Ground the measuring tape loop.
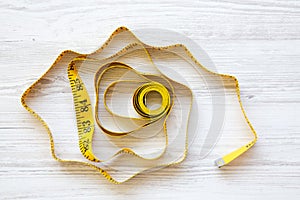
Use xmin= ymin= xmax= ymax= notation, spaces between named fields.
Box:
xmin=21 ymin=26 xmax=257 ymax=184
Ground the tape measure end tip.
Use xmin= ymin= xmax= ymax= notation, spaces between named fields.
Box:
xmin=215 ymin=158 xmax=225 ymax=168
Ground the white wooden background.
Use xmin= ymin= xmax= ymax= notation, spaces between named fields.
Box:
xmin=0 ymin=0 xmax=299 ymax=199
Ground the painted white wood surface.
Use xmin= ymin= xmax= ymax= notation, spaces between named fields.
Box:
xmin=0 ymin=0 xmax=299 ymax=199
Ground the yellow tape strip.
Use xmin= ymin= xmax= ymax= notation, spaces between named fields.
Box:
xmin=21 ymin=26 xmax=257 ymax=184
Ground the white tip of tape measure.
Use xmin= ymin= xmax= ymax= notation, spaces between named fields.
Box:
xmin=215 ymin=158 xmax=225 ymax=168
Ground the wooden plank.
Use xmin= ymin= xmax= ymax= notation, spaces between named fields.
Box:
xmin=0 ymin=0 xmax=299 ymax=199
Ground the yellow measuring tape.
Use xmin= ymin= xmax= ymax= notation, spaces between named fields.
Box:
xmin=21 ymin=27 xmax=257 ymax=184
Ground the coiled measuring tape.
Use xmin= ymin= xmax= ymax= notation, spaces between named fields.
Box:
xmin=21 ymin=27 xmax=257 ymax=184
xmin=133 ymin=82 xmax=170 ymax=118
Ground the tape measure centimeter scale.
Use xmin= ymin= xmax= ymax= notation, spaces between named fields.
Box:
xmin=21 ymin=26 xmax=257 ymax=184
xmin=67 ymin=62 xmax=100 ymax=162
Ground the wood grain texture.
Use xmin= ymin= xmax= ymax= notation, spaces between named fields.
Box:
xmin=0 ymin=0 xmax=299 ymax=199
